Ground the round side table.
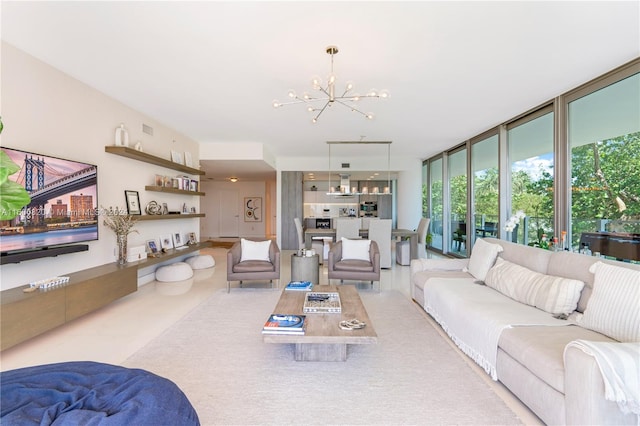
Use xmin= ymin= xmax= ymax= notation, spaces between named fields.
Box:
xmin=290 ymin=253 xmax=319 ymax=285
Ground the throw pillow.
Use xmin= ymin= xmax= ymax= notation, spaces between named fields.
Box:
xmin=341 ymin=238 xmax=371 ymax=261
xmin=464 ymin=238 xmax=504 ymax=282
xmin=485 ymin=258 xmax=585 ymax=315
xmin=578 ymin=261 xmax=640 ymax=342
xmin=240 ymin=239 xmax=271 ymax=262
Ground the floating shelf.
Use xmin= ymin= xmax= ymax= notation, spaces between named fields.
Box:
xmin=137 ymin=213 xmax=205 ymax=221
xmin=105 ymin=146 xmax=205 ymax=175
xmin=145 ymin=185 xmax=205 ymax=196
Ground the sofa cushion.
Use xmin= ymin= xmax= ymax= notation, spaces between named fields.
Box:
xmin=498 ymin=325 xmax=615 ymax=393
xmin=485 ymin=258 xmax=585 ymax=315
xmin=578 ymin=261 xmax=640 ymax=342
xmin=340 ymin=238 xmax=371 ymax=261
xmin=464 ymin=238 xmax=503 ymax=282
xmin=240 ymin=239 xmax=271 ymax=262
xmin=335 ymin=259 xmax=374 ymax=272
xmin=233 ymin=260 xmax=274 ymax=273
xmin=483 ymin=238 xmax=553 ymax=274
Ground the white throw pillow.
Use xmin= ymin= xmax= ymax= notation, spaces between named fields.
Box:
xmin=578 ymin=261 xmax=640 ymax=342
xmin=240 ymin=239 xmax=271 ymax=262
xmin=464 ymin=238 xmax=503 ymax=282
xmin=341 ymin=237 xmax=371 ymax=261
xmin=485 ymin=258 xmax=585 ymax=315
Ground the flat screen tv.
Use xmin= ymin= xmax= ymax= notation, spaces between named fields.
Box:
xmin=0 ymin=147 xmax=98 ymax=261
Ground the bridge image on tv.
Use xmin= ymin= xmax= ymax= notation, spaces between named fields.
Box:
xmin=1 ymin=148 xmax=98 ymax=253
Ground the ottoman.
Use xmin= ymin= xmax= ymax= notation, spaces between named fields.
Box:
xmin=155 ymin=262 xmax=194 ymax=282
xmin=185 ymin=254 xmax=216 ymax=269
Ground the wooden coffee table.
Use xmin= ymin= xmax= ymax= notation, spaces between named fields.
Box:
xmin=262 ymin=285 xmax=377 ymax=361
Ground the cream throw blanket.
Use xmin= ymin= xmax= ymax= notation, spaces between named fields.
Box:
xmin=565 ymin=340 xmax=640 ymax=418
xmin=423 ymin=277 xmax=571 ymax=380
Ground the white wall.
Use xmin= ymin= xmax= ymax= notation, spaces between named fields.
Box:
xmin=200 ymin=180 xmax=274 ymax=238
xmin=1 ymin=42 xmax=201 ymax=290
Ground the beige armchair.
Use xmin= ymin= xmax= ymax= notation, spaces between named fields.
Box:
xmin=226 ymin=239 xmax=280 ymax=292
xmin=327 ymin=239 xmax=380 ymax=291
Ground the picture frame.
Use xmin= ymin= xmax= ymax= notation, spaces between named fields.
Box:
xmin=124 ymin=190 xmax=142 ymax=215
xmin=187 ymin=232 xmax=197 ymax=245
xmin=189 ymin=179 xmax=198 ymax=192
xmin=173 ymin=232 xmax=183 ymax=247
xmin=244 ymin=197 xmax=262 ymax=222
xmin=145 ymin=239 xmax=159 ymax=254
xmin=160 ymin=234 xmax=174 ymax=250
xmin=184 ymin=151 xmax=193 ymax=168
xmin=170 ymin=150 xmax=183 ymax=165
xmin=154 ymin=174 xmax=164 ymax=186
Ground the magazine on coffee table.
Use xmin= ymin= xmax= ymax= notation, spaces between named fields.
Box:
xmin=285 ymin=281 xmax=313 ymax=291
xmin=262 ymin=314 xmax=306 ymax=335
xmin=303 ymin=292 xmax=342 ymax=313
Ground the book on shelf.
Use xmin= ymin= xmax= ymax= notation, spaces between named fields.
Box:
xmin=285 ymin=280 xmax=313 ymax=291
xmin=303 ymin=292 xmax=342 ymax=313
xmin=262 ymin=314 xmax=306 ymax=334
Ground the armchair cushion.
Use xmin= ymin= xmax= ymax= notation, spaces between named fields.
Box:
xmin=240 ymin=238 xmax=271 ymax=262
xmin=341 ymin=237 xmax=371 ymax=261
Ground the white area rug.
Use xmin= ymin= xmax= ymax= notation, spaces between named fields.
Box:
xmin=123 ymin=289 xmax=522 ymax=425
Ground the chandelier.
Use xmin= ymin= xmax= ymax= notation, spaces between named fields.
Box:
xmin=272 ymin=45 xmax=389 ymax=123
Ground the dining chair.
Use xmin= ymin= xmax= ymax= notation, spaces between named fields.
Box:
xmin=417 ymin=217 xmax=431 ymax=258
xmin=368 ymin=219 xmax=392 ymax=268
xmin=335 ymin=218 xmax=361 ymax=241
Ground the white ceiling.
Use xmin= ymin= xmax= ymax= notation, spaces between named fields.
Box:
xmin=3 ymin=1 xmax=639 ymax=181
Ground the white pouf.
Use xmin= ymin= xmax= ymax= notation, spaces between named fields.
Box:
xmin=155 ymin=262 xmax=194 ymax=282
xmin=185 ymin=254 xmax=216 ymax=269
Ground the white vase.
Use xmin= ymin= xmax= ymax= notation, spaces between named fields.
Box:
xmin=115 ymin=123 xmax=129 ymax=147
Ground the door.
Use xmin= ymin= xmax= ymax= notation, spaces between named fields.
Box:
xmin=220 ymin=190 xmax=239 ymax=237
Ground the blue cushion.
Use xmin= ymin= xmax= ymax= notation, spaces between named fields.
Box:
xmin=0 ymin=361 xmax=200 ymax=425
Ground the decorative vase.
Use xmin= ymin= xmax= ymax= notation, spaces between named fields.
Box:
xmin=117 ymin=234 xmax=128 ymax=265
xmin=115 ymin=123 xmax=129 ymax=147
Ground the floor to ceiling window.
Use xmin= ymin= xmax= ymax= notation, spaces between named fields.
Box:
xmin=448 ymin=147 xmax=467 ymax=255
xmin=471 ymin=134 xmax=499 ymax=244
xmin=567 ymin=72 xmax=640 ymax=253
xmin=429 ymin=157 xmax=443 ymax=251
xmin=420 ymin=58 xmax=638 ymax=261
xmin=507 ymin=108 xmax=554 ymax=246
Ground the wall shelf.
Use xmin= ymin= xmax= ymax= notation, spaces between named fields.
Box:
xmin=105 ymin=146 xmax=205 ymax=175
xmin=137 ymin=213 xmax=205 ymax=221
xmin=145 ymin=185 xmax=205 ymax=196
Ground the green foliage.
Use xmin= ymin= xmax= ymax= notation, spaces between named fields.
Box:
xmin=423 ymin=132 xmax=639 ymax=249
xmin=0 ymin=151 xmax=31 ymax=221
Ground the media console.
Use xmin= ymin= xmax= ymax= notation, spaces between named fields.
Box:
xmin=0 ymin=242 xmax=212 ymax=351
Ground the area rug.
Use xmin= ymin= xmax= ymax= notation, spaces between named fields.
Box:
xmin=123 ymin=289 xmax=523 ymax=425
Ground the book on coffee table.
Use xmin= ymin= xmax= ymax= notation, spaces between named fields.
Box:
xmin=303 ymin=292 xmax=342 ymax=313
xmin=262 ymin=314 xmax=306 ymax=335
xmin=285 ymin=281 xmax=313 ymax=291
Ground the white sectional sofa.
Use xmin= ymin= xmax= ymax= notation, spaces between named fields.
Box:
xmin=411 ymin=237 xmax=639 ymax=425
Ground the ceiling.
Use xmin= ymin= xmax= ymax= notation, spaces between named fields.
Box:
xmin=3 ymin=1 xmax=639 ymax=181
